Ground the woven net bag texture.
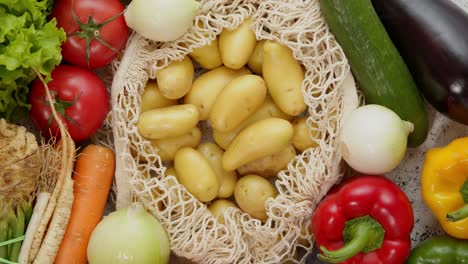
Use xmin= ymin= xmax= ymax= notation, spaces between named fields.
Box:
xmin=102 ymin=0 xmax=357 ymax=263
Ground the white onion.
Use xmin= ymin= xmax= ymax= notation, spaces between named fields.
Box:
xmin=124 ymin=0 xmax=199 ymax=42
xmin=87 ymin=203 xmax=170 ymax=264
xmin=339 ymin=104 xmax=414 ymax=174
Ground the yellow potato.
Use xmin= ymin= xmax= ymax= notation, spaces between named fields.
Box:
xmin=263 ymin=40 xmax=307 ymax=116
xmin=213 ymin=95 xmax=293 ymax=149
xmin=234 ymin=175 xmax=277 ymax=221
xmin=237 ymin=144 xmax=296 ymax=177
xmin=210 ymin=74 xmax=267 ymax=132
xmin=140 ymin=81 xmax=178 ymax=113
xmin=197 ymin=143 xmax=237 ymax=198
xmin=156 ymin=56 xmax=194 ymax=99
xmin=247 ymin=40 xmax=265 ymax=75
xmin=292 ymin=117 xmax=319 ymax=151
xmin=189 ymin=38 xmax=223 ymax=69
xmin=165 ymin=167 xmax=178 ymax=178
xmin=184 ymin=66 xmax=250 ymax=120
xmin=208 ymin=199 xmax=237 ymax=224
xmin=150 ymin=127 xmax=201 ymax=161
xmin=163 ymin=168 xmax=180 ymax=205
xmin=174 ymin=147 xmax=219 ymax=202
xmin=137 ymin=104 xmax=199 ymax=139
xmin=222 ymin=118 xmax=294 ymax=171
xmin=219 ymin=17 xmax=257 ymax=70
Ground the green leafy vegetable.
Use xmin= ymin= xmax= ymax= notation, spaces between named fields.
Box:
xmin=0 ymin=0 xmax=66 ymax=121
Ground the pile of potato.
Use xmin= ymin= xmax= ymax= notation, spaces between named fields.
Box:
xmin=137 ymin=18 xmax=318 ymax=222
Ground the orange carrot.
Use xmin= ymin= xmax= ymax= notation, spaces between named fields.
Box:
xmin=54 ymin=144 xmax=115 ymax=264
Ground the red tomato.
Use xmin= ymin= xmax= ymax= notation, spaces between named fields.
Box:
xmin=51 ymin=0 xmax=129 ymax=69
xmin=29 ymin=65 xmax=110 ymax=142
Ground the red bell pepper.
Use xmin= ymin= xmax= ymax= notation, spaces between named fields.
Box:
xmin=311 ymin=175 xmax=414 ymax=264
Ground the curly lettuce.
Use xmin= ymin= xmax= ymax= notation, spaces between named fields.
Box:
xmin=0 ymin=0 xmax=66 ymax=121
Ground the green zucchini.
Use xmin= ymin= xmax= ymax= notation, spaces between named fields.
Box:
xmin=319 ymin=0 xmax=428 ymax=147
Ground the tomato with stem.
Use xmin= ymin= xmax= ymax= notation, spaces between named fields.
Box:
xmin=29 ymin=65 xmax=110 ymax=142
xmin=51 ymin=0 xmax=129 ymax=69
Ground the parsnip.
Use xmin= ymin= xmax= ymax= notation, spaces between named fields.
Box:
xmin=25 ymin=69 xmax=76 ymax=264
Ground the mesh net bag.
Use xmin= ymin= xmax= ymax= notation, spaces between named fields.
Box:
xmin=105 ymin=0 xmax=358 ymax=263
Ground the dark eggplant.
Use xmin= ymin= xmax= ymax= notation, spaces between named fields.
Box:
xmin=372 ymin=0 xmax=468 ymax=125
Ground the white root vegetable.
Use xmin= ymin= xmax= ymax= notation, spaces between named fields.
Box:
xmin=25 ymin=69 xmax=76 ymax=263
xmin=33 ymin=178 xmax=74 ymax=264
xmin=18 ymin=192 xmax=50 ymax=264
xmin=124 ymin=0 xmax=199 ymax=42
xmin=19 ymin=139 xmax=60 ymax=264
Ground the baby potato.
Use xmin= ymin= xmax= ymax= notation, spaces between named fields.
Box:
xmin=156 ymin=56 xmax=194 ymax=99
xmin=263 ymin=40 xmax=307 ymax=116
xmin=174 ymin=147 xmax=219 ymax=202
xmin=210 ymin=74 xmax=267 ymax=132
xmin=163 ymin=168 xmax=181 ymax=204
xmin=292 ymin=117 xmax=319 ymax=152
xmin=247 ymin=40 xmax=265 ymax=75
xmin=237 ymin=144 xmax=296 ymax=177
xmin=213 ymin=95 xmax=293 ymax=149
xmin=184 ymin=66 xmax=250 ymax=120
xmin=222 ymin=118 xmax=294 ymax=171
xmin=140 ymin=81 xmax=178 ymax=113
xmin=197 ymin=143 xmax=238 ymax=198
xmin=165 ymin=167 xmax=178 ymax=178
xmin=219 ymin=17 xmax=257 ymax=70
xmin=137 ymin=104 xmax=199 ymax=139
xmin=189 ymin=38 xmax=223 ymax=69
xmin=151 ymin=127 xmax=201 ymax=161
xmin=208 ymin=199 xmax=238 ymax=224
xmin=234 ymin=175 xmax=278 ymax=221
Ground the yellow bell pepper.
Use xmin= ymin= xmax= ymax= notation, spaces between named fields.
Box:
xmin=421 ymin=137 xmax=468 ymax=239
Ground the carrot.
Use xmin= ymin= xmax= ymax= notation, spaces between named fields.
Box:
xmin=54 ymin=144 xmax=115 ymax=264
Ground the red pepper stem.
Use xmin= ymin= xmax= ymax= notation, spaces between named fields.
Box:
xmin=447 ymin=204 xmax=468 ymax=222
xmin=318 ymin=224 xmax=373 ymax=263
xmin=317 ymin=215 xmax=385 ymax=263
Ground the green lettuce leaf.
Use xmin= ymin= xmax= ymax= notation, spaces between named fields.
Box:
xmin=0 ymin=0 xmax=66 ymax=121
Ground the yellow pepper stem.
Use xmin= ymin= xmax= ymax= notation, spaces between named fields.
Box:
xmin=447 ymin=204 xmax=468 ymax=222
xmin=447 ymin=178 xmax=468 ymax=222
